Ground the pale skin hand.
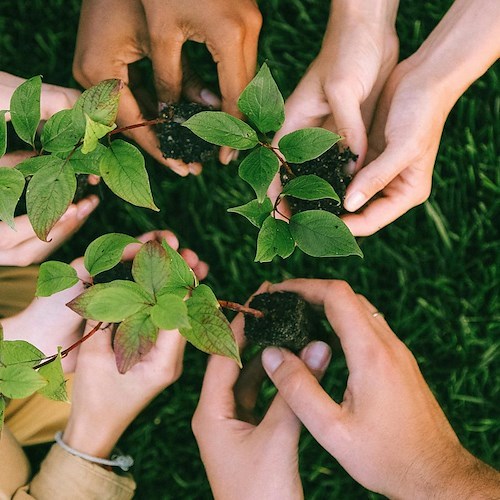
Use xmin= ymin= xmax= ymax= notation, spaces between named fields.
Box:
xmin=73 ymin=0 xmax=262 ymax=171
xmin=343 ymin=0 xmax=500 ymax=236
xmin=0 ymin=71 xmax=81 ymax=122
xmin=62 ymin=320 xmax=186 ymax=458
xmin=192 ymin=283 xmax=331 ymax=500
xmin=268 ymin=0 xmax=399 ymax=207
xmin=261 ymin=279 xmax=500 ymax=498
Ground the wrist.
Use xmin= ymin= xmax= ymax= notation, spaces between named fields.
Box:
xmin=63 ymin=417 xmax=123 ymax=459
xmin=330 ymin=0 xmax=399 ymax=28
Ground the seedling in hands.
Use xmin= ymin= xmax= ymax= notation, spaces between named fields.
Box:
xmin=35 ymin=233 xmax=248 ymax=374
xmin=0 ymin=77 xmax=159 ymax=240
xmin=182 ymin=63 xmax=363 ymax=262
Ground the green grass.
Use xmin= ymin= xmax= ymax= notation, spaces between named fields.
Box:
xmin=2 ymin=0 xmax=499 ymax=498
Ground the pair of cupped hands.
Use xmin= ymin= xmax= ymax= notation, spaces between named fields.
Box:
xmin=3 ymin=229 xmax=479 ymax=498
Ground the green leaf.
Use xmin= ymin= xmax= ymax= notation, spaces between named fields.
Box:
xmin=0 ymin=365 xmax=47 ymax=399
xmin=0 ymin=167 xmax=25 ymax=228
xmin=113 ymin=310 xmax=158 ymax=373
xmin=84 ymin=233 xmax=139 ymax=277
xmin=227 ymin=198 xmax=273 ymax=228
xmin=0 ymin=110 xmax=7 ymax=158
xmin=237 ymin=63 xmax=285 ymax=133
xmin=150 ymin=293 xmax=190 ymax=331
xmin=180 ymin=292 xmax=241 ymax=366
xmin=100 ymin=140 xmax=158 ymax=210
xmin=1 ymin=340 xmax=44 ymax=368
xmin=15 ymin=155 xmax=60 ymax=177
xmin=67 ymin=281 xmax=153 ymax=323
xmin=0 ymin=396 xmax=5 ymax=433
xmin=289 ymin=210 xmax=363 ymax=258
xmin=132 ymin=240 xmax=170 ymax=298
xmin=238 ymin=147 xmax=279 ymax=202
xmin=26 ymin=157 xmax=76 ymax=240
xmin=255 ymin=216 xmax=295 ymax=262
xmin=73 ymin=79 xmax=122 ymax=127
xmin=160 ymin=239 xmax=196 ymax=291
xmin=82 ymin=114 xmax=115 ymax=154
xmin=67 ymin=143 xmax=106 ymax=175
xmin=282 ymin=174 xmax=340 ymax=202
xmin=41 ymin=109 xmax=83 ymax=152
xmin=278 ymin=128 xmax=341 ymax=163
xmin=37 ymin=348 xmax=68 ymax=402
xmin=36 ymin=261 xmax=79 ymax=297
xmin=10 ymin=75 xmax=42 ymax=147
xmin=182 ymin=112 xmax=259 ymax=150
xmin=191 ymin=284 xmax=220 ymax=308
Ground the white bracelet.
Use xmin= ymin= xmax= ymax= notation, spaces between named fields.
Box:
xmin=54 ymin=431 xmax=134 ymax=471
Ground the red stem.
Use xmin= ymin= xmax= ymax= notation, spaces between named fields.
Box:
xmin=108 ymin=117 xmax=168 ymax=136
xmin=34 ymin=322 xmax=104 ymax=370
xmin=218 ymin=300 xmax=264 ymax=318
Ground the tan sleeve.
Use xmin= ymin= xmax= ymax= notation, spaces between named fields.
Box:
xmin=0 ymin=426 xmax=30 ymax=500
xmin=12 ymin=444 xmax=136 ymax=500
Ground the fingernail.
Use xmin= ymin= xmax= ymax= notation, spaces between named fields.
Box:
xmin=200 ymin=89 xmax=221 ymax=108
xmin=262 ymin=347 xmax=284 ymax=374
xmin=302 ymin=341 xmax=331 ymax=371
xmin=77 ymin=196 xmax=99 ymax=219
xmin=344 ymin=191 xmax=366 ymax=212
xmin=345 ymin=160 xmax=357 ymax=176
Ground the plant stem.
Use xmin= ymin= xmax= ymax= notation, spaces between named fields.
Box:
xmin=108 ymin=117 xmax=168 ymax=136
xmin=261 ymin=143 xmax=296 ymax=178
xmin=218 ymin=300 xmax=264 ymax=318
xmin=33 ymin=322 xmax=104 ymax=370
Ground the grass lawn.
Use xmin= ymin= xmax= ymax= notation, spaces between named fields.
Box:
xmin=1 ymin=0 xmax=498 ymax=498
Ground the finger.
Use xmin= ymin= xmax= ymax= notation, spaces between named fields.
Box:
xmin=181 ymin=55 xmax=221 ymax=108
xmin=154 ymin=328 xmax=187 ymax=375
xmin=122 ymin=229 xmax=179 ymax=261
xmin=179 ymin=248 xmax=199 ymax=270
xmin=343 ymin=145 xmax=408 ymax=213
xmin=233 ymin=352 xmax=267 ymax=424
xmin=80 ymin=320 xmax=114 ymax=355
xmin=262 ymin=344 xmax=340 ymax=446
xmin=341 ymin=187 xmax=422 ymax=237
xmin=326 ymin=89 xmax=368 ymax=169
xmin=0 ymin=150 xmax=35 ymax=167
xmin=192 ymin=260 xmax=209 ymax=281
xmin=198 ymin=282 xmax=271 ymax=417
xmin=117 ymin=86 xmax=190 ymax=176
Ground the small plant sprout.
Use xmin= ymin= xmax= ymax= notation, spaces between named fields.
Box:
xmin=0 ymin=77 xmax=160 ymax=240
xmin=182 ymin=63 xmax=363 ymax=262
xmin=35 ymin=233 xmax=252 ymax=374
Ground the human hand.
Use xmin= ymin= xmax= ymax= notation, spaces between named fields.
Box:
xmin=73 ymin=0 xmax=261 ymax=171
xmin=0 ymin=159 xmax=99 ymax=266
xmin=261 ymin=279 xmax=500 ymax=497
xmin=62 ymin=319 xmax=186 ymax=459
xmin=0 ymin=71 xmax=80 ymax=122
xmin=192 ymin=282 xmax=330 ymax=500
xmin=268 ymin=0 xmax=399 ymax=208
xmin=342 ymin=0 xmax=500 ymax=236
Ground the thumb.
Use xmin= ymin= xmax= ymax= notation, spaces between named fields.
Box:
xmin=262 ymin=342 xmax=340 ymax=440
xmin=343 ymin=144 xmax=406 ymax=213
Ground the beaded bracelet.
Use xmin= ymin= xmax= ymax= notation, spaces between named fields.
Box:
xmin=54 ymin=431 xmax=134 ymax=472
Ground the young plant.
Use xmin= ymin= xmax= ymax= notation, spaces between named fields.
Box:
xmin=35 ymin=233 xmax=252 ymax=374
xmin=182 ymin=63 xmax=363 ymax=262
xmin=0 ymin=323 xmax=68 ymax=432
xmin=0 ymin=77 xmax=159 ymax=240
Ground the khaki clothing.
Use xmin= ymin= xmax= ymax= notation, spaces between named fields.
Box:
xmin=0 ymin=266 xmax=136 ymax=499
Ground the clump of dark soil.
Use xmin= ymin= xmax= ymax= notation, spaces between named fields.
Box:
xmin=15 ymin=173 xmax=93 ymax=217
xmin=245 ymin=292 xmax=317 ymax=352
xmin=157 ymin=102 xmax=217 ymax=164
xmin=280 ymin=145 xmax=357 ymax=216
xmin=93 ymin=261 xmax=134 ymax=285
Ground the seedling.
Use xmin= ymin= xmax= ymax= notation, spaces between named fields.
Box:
xmin=182 ymin=63 xmax=363 ymax=262
xmin=0 ymin=77 xmax=159 ymax=241
xmin=34 ymin=233 xmax=255 ymax=374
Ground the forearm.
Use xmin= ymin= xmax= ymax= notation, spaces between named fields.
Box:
xmin=0 ymin=72 xmax=25 ymax=119
xmin=403 ymin=0 xmax=500 ymax=104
